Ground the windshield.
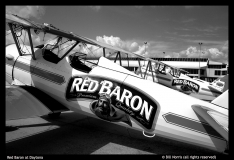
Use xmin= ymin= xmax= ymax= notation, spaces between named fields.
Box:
xmin=154 ymin=63 xmax=181 ymax=78
xmin=43 ymin=37 xmax=77 ymax=58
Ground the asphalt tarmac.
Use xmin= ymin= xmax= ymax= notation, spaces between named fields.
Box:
xmin=6 ymin=110 xmax=223 ymax=155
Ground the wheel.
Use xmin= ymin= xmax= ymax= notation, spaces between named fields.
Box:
xmin=48 ymin=112 xmax=61 ymax=118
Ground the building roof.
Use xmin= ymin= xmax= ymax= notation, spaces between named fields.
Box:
xmin=208 ymin=60 xmax=226 ymax=65
xmin=160 ymin=61 xmax=207 ymax=69
xmin=151 ymin=57 xmax=208 ymax=62
xmin=86 ymin=57 xmax=226 ymax=69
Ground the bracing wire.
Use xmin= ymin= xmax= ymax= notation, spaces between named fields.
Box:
xmin=82 ymin=42 xmax=102 ymax=58
xmin=57 ymin=40 xmax=76 ymax=56
xmin=18 ymin=29 xmax=30 ymax=54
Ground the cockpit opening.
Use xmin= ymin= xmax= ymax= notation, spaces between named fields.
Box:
xmin=68 ymin=52 xmax=95 ymax=73
xmin=42 ymin=47 xmax=61 ymax=64
xmin=41 ymin=36 xmax=77 ymax=64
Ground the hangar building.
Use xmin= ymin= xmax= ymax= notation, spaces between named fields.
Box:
xmin=87 ymin=57 xmax=228 ymax=82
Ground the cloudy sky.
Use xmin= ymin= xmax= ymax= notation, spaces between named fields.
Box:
xmin=6 ymin=6 xmax=228 ymax=64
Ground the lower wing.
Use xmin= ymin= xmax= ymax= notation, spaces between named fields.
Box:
xmin=6 ymin=85 xmax=69 ymax=121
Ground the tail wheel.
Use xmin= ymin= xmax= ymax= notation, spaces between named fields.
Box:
xmin=48 ymin=112 xmax=61 ymax=118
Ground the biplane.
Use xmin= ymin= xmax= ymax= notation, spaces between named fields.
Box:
xmin=6 ymin=13 xmax=228 ymax=154
xmin=130 ymin=57 xmax=228 ymax=102
xmin=92 ymin=43 xmax=228 ymax=102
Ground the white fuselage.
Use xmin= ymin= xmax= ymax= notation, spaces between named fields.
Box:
xmin=140 ymin=66 xmax=222 ymax=101
xmin=6 ymin=44 xmax=228 ymax=153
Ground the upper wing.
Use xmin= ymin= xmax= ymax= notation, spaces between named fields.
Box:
xmin=211 ymin=90 xmax=228 ymax=109
xmin=6 ymin=13 xmax=187 ymax=78
xmin=6 ymin=13 xmax=36 ymax=27
xmin=6 ymin=85 xmax=69 ymax=121
xmin=6 ymin=13 xmax=97 ymax=46
xmin=6 ymin=13 xmax=181 ymax=71
xmin=191 ymin=105 xmax=228 ymax=141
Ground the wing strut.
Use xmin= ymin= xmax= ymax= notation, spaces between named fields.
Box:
xmin=149 ymin=61 xmax=155 ymax=82
xmin=8 ymin=23 xmax=22 ymax=56
xmin=7 ymin=22 xmax=37 ymax=60
xmin=137 ymin=58 xmax=143 ymax=77
xmin=114 ymin=51 xmax=122 ymax=66
xmin=26 ymin=28 xmax=36 ymax=60
xmin=103 ymin=48 xmax=106 ymax=57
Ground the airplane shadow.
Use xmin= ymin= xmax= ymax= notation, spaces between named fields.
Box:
xmin=6 ymin=112 xmax=222 ymax=155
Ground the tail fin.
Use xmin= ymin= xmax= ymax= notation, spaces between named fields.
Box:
xmin=210 ymin=74 xmax=228 ymax=92
xmin=211 ymin=89 xmax=228 ymax=109
xmin=220 ymin=74 xmax=229 ymax=92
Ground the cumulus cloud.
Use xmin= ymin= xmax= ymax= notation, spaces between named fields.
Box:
xmin=169 ymin=41 xmax=228 ymax=64
xmin=96 ymin=35 xmax=140 ymax=53
xmin=164 ymin=55 xmax=172 ymax=58
xmin=95 ymin=35 xmax=173 ymax=58
xmin=97 ymin=35 xmax=122 ymax=48
xmin=130 ymin=42 xmax=138 ymax=49
xmin=92 ymin=35 xmax=157 ymax=58
xmin=6 ymin=6 xmax=45 ymax=19
xmin=208 ymin=48 xmax=223 ymax=58
xmin=178 ymin=46 xmax=199 ymax=58
xmin=94 ymin=35 xmax=227 ymax=65
xmin=134 ymin=44 xmax=148 ymax=56
xmin=172 ymin=52 xmax=180 ymax=58
xmin=221 ymin=40 xmax=228 ymax=54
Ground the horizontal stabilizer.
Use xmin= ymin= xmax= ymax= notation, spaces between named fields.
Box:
xmin=211 ymin=90 xmax=228 ymax=109
xmin=210 ymin=75 xmax=228 ymax=93
xmin=192 ymin=105 xmax=228 ymax=141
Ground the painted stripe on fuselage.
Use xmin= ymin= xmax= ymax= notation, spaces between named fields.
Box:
xmin=156 ymin=75 xmax=171 ymax=82
xmin=32 ymin=66 xmax=65 ymax=85
xmin=6 ymin=59 xmax=15 ymax=66
xmin=143 ymin=72 xmax=172 ymax=82
xmin=6 ymin=60 xmax=65 ymax=85
xmin=201 ymin=87 xmax=222 ymax=95
xmin=162 ymin=112 xmax=224 ymax=140
xmin=14 ymin=60 xmax=33 ymax=73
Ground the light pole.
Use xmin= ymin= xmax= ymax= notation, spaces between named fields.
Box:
xmin=198 ymin=42 xmax=202 ymax=79
xmin=144 ymin=41 xmax=147 ymax=66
